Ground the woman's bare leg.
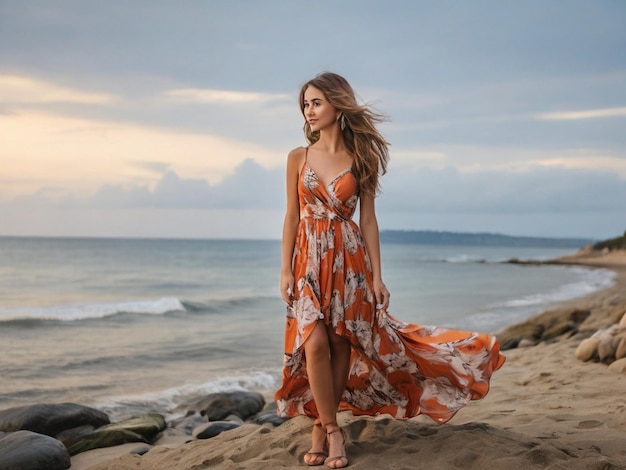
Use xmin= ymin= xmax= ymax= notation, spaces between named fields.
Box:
xmin=325 ymin=325 xmax=350 ymax=468
xmin=327 ymin=324 xmax=351 ymax=407
xmin=303 ymin=321 xmax=336 ymax=464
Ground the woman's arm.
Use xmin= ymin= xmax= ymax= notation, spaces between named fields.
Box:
xmin=280 ymin=147 xmax=304 ymax=305
xmin=359 ymin=193 xmax=390 ymax=310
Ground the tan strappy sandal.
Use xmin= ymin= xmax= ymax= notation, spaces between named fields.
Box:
xmin=324 ymin=424 xmax=348 ymax=468
xmin=304 ymin=420 xmax=328 ymax=466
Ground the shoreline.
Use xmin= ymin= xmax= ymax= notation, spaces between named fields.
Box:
xmin=67 ymin=249 xmax=626 ymax=469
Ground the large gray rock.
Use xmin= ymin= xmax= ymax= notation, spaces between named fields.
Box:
xmin=0 ymin=403 xmax=109 ymax=436
xmin=0 ymin=430 xmax=70 ymax=470
xmin=194 ymin=391 xmax=265 ymax=421
xmin=63 ymin=428 xmax=147 ymax=456
xmin=59 ymin=413 xmax=166 ymax=456
xmin=193 ymin=420 xmax=242 ymax=439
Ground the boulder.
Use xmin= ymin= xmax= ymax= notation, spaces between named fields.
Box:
xmin=615 ymin=336 xmax=626 ymax=360
xmin=251 ymin=410 xmax=290 ymax=426
xmin=596 ymin=325 xmax=619 ymax=362
xmin=97 ymin=413 xmax=165 ymax=442
xmin=63 ymin=428 xmax=147 ymax=456
xmin=0 ymin=403 xmax=109 ymax=436
xmin=517 ymin=338 xmax=537 ymax=348
xmin=497 ymin=322 xmax=544 ymax=351
xmin=0 ymin=430 xmax=71 ymax=470
xmin=193 ymin=420 xmax=242 ymax=439
xmin=171 ymin=412 xmax=207 ymax=436
xmin=607 ymin=357 xmax=626 ymax=373
xmin=193 ymin=391 xmax=265 ymax=421
xmin=575 ymin=337 xmax=600 ymax=362
xmin=59 ymin=414 xmax=166 ymax=456
xmin=541 ymin=320 xmax=575 ymax=341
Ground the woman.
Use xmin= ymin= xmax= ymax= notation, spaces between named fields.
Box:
xmin=275 ymin=72 xmax=504 ymax=468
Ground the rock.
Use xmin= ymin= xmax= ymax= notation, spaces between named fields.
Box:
xmin=619 ymin=312 xmax=626 ymax=330
xmin=194 ymin=391 xmax=265 ymax=421
xmin=171 ymin=412 xmax=206 ymax=436
xmin=575 ymin=337 xmax=600 ymax=361
xmin=0 ymin=403 xmax=109 ymax=436
xmin=251 ymin=410 xmax=290 ymax=426
xmin=59 ymin=414 xmax=166 ymax=456
xmin=98 ymin=413 xmax=166 ymax=442
xmin=499 ymin=337 xmax=520 ymax=350
xmin=615 ymin=336 xmax=626 ymax=360
xmin=517 ymin=338 xmax=537 ymax=348
xmin=542 ymin=320 xmax=575 ymax=341
xmin=497 ymin=323 xmax=544 ymax=351
xmin=596 ymin=325 xmax=619 ymax=362
xmin=55 ymin=424 xmax=96 ymax=442
xmin=130 ymin=445 xmax=152 ymax=455
xmin=0 ymin=430 xmax=71 ymax=470
xmin=607 ymin=357 xmax=626 ymax=373
xmin=192 ymin=420 xmax=242 ymax=439
xmin=598 ymin=336 xmax=617 ymax=362
xmin=63 ymin=428 xmax=147 ymax=456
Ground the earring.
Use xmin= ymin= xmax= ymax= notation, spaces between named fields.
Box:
xmin=340 ymin=113 xmax=346 ymax=131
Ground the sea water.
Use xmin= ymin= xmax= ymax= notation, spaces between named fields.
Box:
xmin=0 ymin=237 xmax=615 ymax=421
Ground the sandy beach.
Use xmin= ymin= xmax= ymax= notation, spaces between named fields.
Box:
xmin=71 ymin=249 xmax=626 ymax=470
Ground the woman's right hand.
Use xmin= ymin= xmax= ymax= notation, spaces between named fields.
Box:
xmin=280 ymin=272 xmax=295 ymax=305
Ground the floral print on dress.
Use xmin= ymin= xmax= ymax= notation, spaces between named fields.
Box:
xmin=274 ymin=154 xmax=505 ymax=423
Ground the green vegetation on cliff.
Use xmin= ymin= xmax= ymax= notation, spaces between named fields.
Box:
xmin=593 ymin=231 xmax=626 ymax=251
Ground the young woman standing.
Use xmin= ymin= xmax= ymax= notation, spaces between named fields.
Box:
xmin=276 ymin=72 xmax=504 ymax=468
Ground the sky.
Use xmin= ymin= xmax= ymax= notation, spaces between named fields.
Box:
xmin=1 ymin=0 xmax=625 ymax=240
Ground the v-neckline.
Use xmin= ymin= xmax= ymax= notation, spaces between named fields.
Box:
xmin=305 ymin=163 xmax=353 ymax=189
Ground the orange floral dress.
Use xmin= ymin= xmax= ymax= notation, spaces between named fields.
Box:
xmin=274 ymin=150 xmax=505 ymax=424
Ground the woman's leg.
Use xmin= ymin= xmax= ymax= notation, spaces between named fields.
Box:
xmin=325 ymin=325 xmax=350 ymax=468
xmin=303 ymin=321 xmax=336 ymax=465
xmin=304 ymin=320 xmax=336 ymax=423
xmin=326 ymin=325 xmax=351 ymax=407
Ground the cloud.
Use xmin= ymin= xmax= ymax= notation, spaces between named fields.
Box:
xmin=4 ymin=158 xmax=625 ymax=239
xmin=379 ymin=165 xmax=626 ymax=213
xmin=534 ymin=107 xmax=626 ymax=121
xmin=0 ymin=109 xmax=283 ymax=198
xmin=13 ymin=158 xmax=284 ymax=210
xmin=164 ymin=88 xmax=291 ymax=104
xmin=0 ymin=74 xmax=116 ymax=104
xmin=9 ymin=155 xmax=625 ymax=217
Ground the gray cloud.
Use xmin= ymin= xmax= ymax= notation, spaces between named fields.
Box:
xmin=379 ymin=166 xmax=626 ymax=214
xmin=14 ymin=158 xmax=284 ymax=210
xmin=9 ymin=158 xmax=625 ymax=215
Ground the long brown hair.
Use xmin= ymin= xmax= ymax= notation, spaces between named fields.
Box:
xmin=299 ymin=72 xmax=389 ymax=196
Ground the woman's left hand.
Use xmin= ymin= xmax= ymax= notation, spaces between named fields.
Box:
xmin=373 ymin=279 xmax=390 ymax=311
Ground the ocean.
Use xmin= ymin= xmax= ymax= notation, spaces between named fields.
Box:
xmin=0 ymin=237 xmax=615 ymax=422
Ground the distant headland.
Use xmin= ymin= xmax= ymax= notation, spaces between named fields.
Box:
xmin=379 ymin=229 xmax=595 ymax=248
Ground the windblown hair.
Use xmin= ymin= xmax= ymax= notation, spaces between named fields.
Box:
xmin=299 ymin=72 xmax=389 ymax=196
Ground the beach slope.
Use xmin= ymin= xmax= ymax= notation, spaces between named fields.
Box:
xmin=74 ymin=250 xmax=626 ymax=469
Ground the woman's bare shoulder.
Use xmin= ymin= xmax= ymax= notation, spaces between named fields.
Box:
xmin=287 ymin=146 xmax=307 ymax=159
xmin=286 ymin=146 xmax=307 ymax=168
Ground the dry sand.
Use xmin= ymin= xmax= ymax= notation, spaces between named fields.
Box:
xmin=72 ymin=250 xmax=626 ymax=470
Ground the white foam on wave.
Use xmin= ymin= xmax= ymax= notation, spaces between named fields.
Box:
xmin=97 ymin=370 xmax=279 ymax=422
xmin=459 ymin=267 xmax=616 ymax=333
xmin=443 ymin=254 xmax=486 ymax=263
xmin=0 ymin=297 xmax=186 ymax=322
xmin=499 ymin=267 xmax=616 ymax=308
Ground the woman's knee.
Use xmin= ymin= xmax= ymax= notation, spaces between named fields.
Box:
xmin=304 ymin=322 xmax=330 ymax=358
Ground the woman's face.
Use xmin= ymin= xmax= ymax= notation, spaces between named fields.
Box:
xmin=303 ymin=86 xmax=339 ymax=133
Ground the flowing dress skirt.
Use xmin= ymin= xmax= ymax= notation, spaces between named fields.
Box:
xmin=275 ymin=161 xmax=505 ymax=423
